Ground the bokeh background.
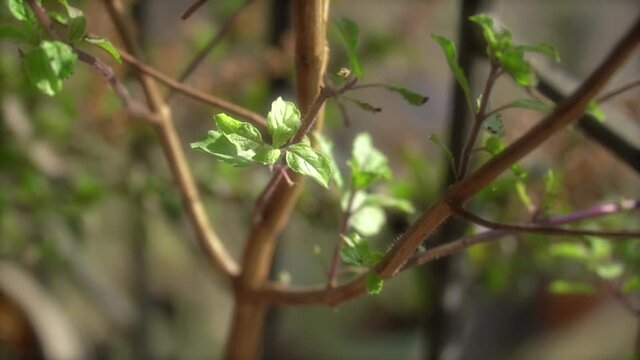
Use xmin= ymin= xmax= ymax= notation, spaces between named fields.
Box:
xmin=1 ymin=0 xmax=640 ymax=359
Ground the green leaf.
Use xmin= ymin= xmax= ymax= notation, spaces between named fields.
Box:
xmin=586 ymin=100 xmax=606 ymax=122
xmin=349 ymin=133 xmax=391 ymax=189
xmin=549 ymin=280 xmax=596 ymax=295
xmin=363 ymin=193 xmax=415 ymax=213
xmin=344 ymin=96 xmax=382 ymax=113
xmin=23 ymin=40 xmax=77 ymax=95
xmin=515 ymin=181 xmax=533 ymax=212
xmin=0 ymin=24 xmax=26 ymax=43
xmin=505 ymin=99 xmax=553 ymax=112
xmin=549 ymin=242 xmax=590 ymax=261
xmin=67 ymin=14 xmax=86 ymax=43
xmin=285 ymin=143 xmax=332 ymax=188
xmin=595 ymin=262 xmax=623 ymax=280
xmin=266 ymin=97 xmax=301 ymax=147
xmin=622 ymin=276 xmax=640 ymax=294
xmin=469 ymin=14 xmax=497 ymax=49
xmin=484 ymin=135 xmax=505 ymax=156
xmin=84 ymin=36 xmax=122 ymax=63
xmin=544 ymin=169 xmax=559 ymax=195
xmin=190 ymin=130 xmax=256 ymax=167
xmin=432 ymin=34 xmax=474 ymax=112
xmin=365 ymin=273 xmax=384 ymax=295
xmin=215 ymin=113 xmax=263 ymax=150
xmin=340 ymin=233 xmax=383 ymax=268
xmin=252 ymin=145 xmax=281 ymax=165
xmin=428 ymin=133 xmax=456 ymax=177
xmin=510 ymin=163 xmax=527 ymax=179
xmin=7 ymin=0 xmax=34 ymax=22
xmin=313 ymin=132 xmax=343 ymax=188
xmin=519 ymin=43 xmax=560 ymax=62
xmin=386 ymin=85 xmax=429 ymax=106
xmin=335 ymin=18 xmax=362 ymax=77
xmin=501 ymin=47 xmax=534 ymax=86
xmin=350 ymin=205 xmax=386 ymax=237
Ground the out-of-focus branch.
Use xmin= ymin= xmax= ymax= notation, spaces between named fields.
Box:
xmin=454 ymin=205 xmax=640 ymax=238
xmin=170 ymin=0 xmax=257 ymax=91
xmin=181 ymin=0 xmax=208 ymax=20
xmin=101 ymin=0 xmax=240 ymax=278
xmin=118 ymin=49 xmax=267 ymax=130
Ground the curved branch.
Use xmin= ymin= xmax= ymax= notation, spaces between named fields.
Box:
xmin=101 ymin=0 xmax=240 ymax=278
xmin=252 ymin=16 xmax=640 ymax=307
xmin=454 ymin=206 xmax=640 ymax=239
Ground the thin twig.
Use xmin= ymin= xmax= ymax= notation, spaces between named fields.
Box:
xmin=118 ymin=49 xmax=267 ymax=130
xmin=181 ymin=0 xmax=208 ymax=20
xmin=327 ymin=188 xmax=356 ymax=288
xmin=454 ymin=206 xmax=640 ymax=239
xmin=170 ymin=0 xmax=256 ymax=95
xmin=457 ymin=63 xmax=501 ymax=180
xmin=597 ymin=78 xmax=640 ymax=104
xmin=101 ymin=0 xmax=240 ymax=278
xmin=406 ymin=199 xmax=640 ymax=268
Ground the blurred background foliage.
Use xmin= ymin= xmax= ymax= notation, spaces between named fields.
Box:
xmin=1 ymin=0 xmax=639 ymax=359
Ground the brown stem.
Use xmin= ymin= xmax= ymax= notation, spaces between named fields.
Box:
xmin=252 ymin=16 xmax=640 ymax=307
xmin=457 ymin=63 xmax=501 ymax=180
xmin=118 ymin=49 xmax=267 ymax=130
xmin=454 ymin=206 xmax=640 ymax=238
xmin=224 ymin=1 xmax=329 ymax=359
xmin=597 ymin=77 xmax=640 ymax=104
xmin=327 ymin=188 xmax=356 ymax=288
xmin=100 ymin=0 xmax=239 ymax=278
xmin=181 ymin=0 xmax=208 ymax=20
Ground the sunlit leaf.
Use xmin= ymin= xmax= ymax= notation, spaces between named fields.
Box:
xmin=267 ymin=97 xmax=301 ymax=147
xmin=190 ymin=130 xmax=256 ymax=167
xmin=586 ymin=100 xmax=606 ymax=122
xmin=349 ymin=205 xmax=386 ymax=237
xmin=285 ymin=143 xmax=332 ymax=188
xmin=313 ymin=132 xmax=343 ymax=188
xmin=349 ymin=133 xmax=391 ymax=189
xmin=23 ymin=40 xmax=76 ymax=95
xmin=252 ymin=145 xmax=281 ymax=165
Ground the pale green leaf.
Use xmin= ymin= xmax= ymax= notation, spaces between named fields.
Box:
xmin=349 ymin=205 xmax=386 ymax=237
xmin=84 ymin=36 xmax=122 ymax=63
xmin=515 ymin=181 xmax=533 ymax=212
xmin=23 ymin=40 xmax=76 ymax=95
xmin=586 ymin=100 xmax=606 ymax=122
xmin=595 ymin=262 xmax=623 ymax=280
xmin=215 ymin=113 xmax=263 ymax=150
xmin=252 ymin=145 xmax=281 ymax=165
xmin=313 ymin=132 xmax=343 ymax=188
xmin=349 ymin=133 xmax=391 ymax=189
xmin=190 ymin=130 xmax=256 ymax=167
xmin=549 ymin=242 xmax=590 ymax=261
xmin=285 ymin=143 xmax=332 ymax=188
xmin=267 ymin=97 xmax=301 ymax=147
xmin=519 ymin=43 xmax=560 ymax=62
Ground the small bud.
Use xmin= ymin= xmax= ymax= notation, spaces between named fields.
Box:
xmin=337 ymin=68 xmax=351 ymax=78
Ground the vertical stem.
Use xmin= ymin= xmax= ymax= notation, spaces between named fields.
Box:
xmin=224 ymin=1 xmax=328 ymax=359
xmin=327 ymin=188 xmax=356 ymax=288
